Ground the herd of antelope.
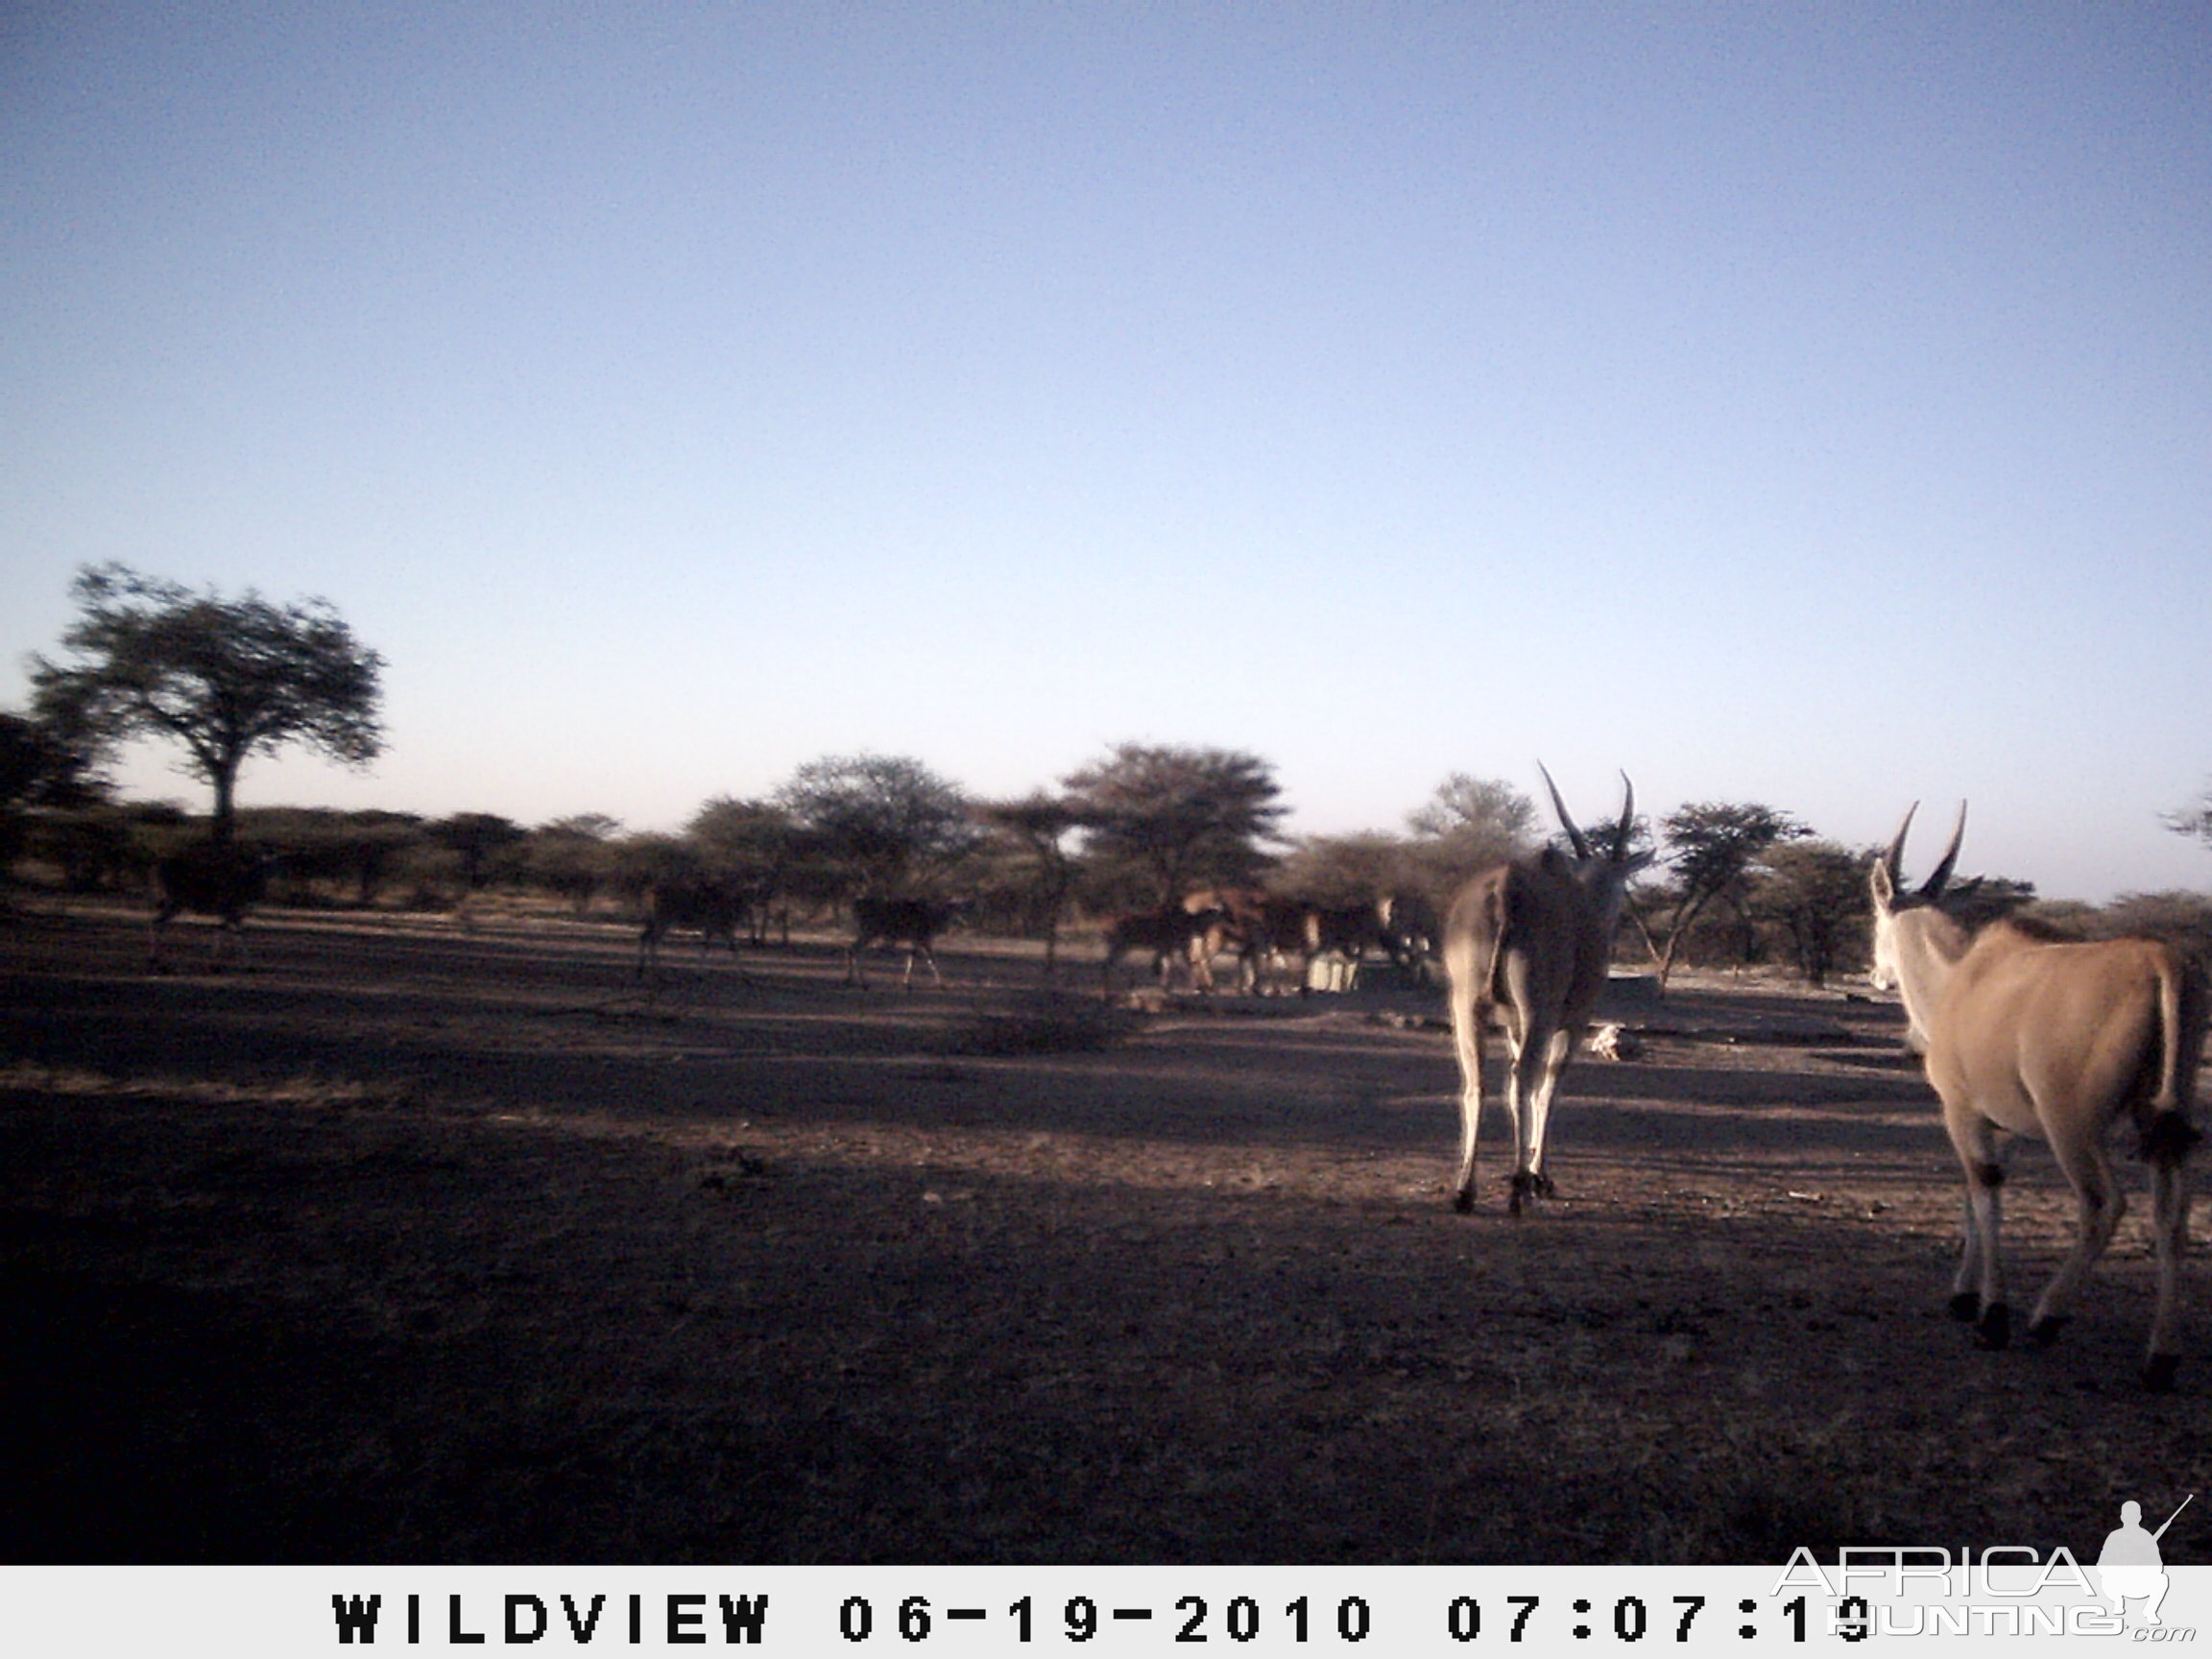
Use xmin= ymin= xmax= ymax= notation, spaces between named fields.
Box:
xmin=132 ymin=769 xmax=2207 ymax=1390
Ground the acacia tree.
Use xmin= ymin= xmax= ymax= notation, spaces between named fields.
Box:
xmin=1061 ymin=742 xmax=1286 ymax=906
xmin=1642 ymin=802 xmax=1809 ymax=986
xmin=775 ymin=754 xmax=981 ymax=896
xmin=0 ymin=708 xmax=111 ymax=883
xmin=1402 ymin=773 xmax=1538 ymax=900
xmin=685 ymin=796 xmax=823 ymax=942
xmin=1269 ymin=830 xmax=1412 ymax=906
xmin=522 ymin=813 xmax=622 ymax=914
xmin=426 ymin=812 xmax=528 ymax=892
xmin=0 ymin=709 xmax=107 ymax=812
xmin=1750 ymin=840 xmax=1871 ymax=986
xmin=1406 ymin=774 xmax=1537 ymax=849
xmin=975 ymin=791 xmax=1086 ymax=974
xmin=2164 ymin=784 xmax=2212 ymax=854
xmin=686 ymin=797 xmax=800 ymax=892
xmin=30 ymin=564 xmax=385 ymax=846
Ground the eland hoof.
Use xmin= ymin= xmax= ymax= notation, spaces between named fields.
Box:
xmin=1506 ymin=1171 xmax=1551 ymax=1218
xmin=2142 ymin=1355 xmax=2180 ymax=1394
xmin=1947 ymin=1291 xmax=1981 ymax=1323
xmin=1452 ymin=1190 xmax=1475 ymax=1214
xmin=1975 ymin=1303 xmax=2011 ymax=1351
xmin=2026 ymin=1315 xmax=2070 ymax=1349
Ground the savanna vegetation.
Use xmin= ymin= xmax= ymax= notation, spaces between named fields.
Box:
xmin=10 ymin=574 xmax=2212 ymax=983
xmin=9 ymin=568 xmax=2212 ymax=1567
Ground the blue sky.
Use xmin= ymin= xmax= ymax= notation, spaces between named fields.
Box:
xmin=4 ymin=4 xmax=2208 ymax=902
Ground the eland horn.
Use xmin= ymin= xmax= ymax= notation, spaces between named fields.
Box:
xmin=1884 ymin=803 xmax=1920 ymax=890
xmin=1537 ymin=761 xmax=1593 ymax=861
xmin=1919 ymin=802 xmax=1967 ymax=901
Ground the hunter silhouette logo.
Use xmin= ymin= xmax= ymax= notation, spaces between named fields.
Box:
xmin=2098 ymin=1494 xmax=2191 ymax=1626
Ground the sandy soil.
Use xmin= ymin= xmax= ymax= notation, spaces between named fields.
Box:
xmin=2 ymin=900 xmax=2205 ymax=1564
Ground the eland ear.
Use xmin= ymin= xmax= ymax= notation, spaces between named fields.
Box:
xmin=1870 ymin=856 xmax=1897 ymax=911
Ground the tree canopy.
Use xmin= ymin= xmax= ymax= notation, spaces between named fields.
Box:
xmin=1643 ymin=801 xmax=1810 ymax=984
xmin=974 ymin=790 xmax=1087 ymax=967
xmin=1405 ymin=773 xmax=1537 ymax=850
xmin=0 ymin=709 xmax=107 ymax=812
xmin=1751 ymin=839 xmax=1871 ymax=987
xmin=30 ymin=564 xmax=385 ymax=843
xmin=686 ymin=796 xmax=802 ymax=887
xmin=425 ymin=812 xmax=528 ymax=892
xmin=1402 ymin=772 xmax=1539 ymax=899
xmin=1061 ymin=742 xmax=1286 ymax=905
xmin=2164 ymin=784 xmax=2212 ymax=853
xmin=775 ymin=753 xmax=980 ymax=894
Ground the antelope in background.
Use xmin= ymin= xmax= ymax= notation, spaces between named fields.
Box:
xmin=1181 ymin=887 xmax=1302 ymax=994
xmin=148 ymin=841 xmax=278 ymax=972
xmin=637 ymin=878 xmax=753 ymax=981
xmin=1305 ymin=897 xmax=1399 ymax=991
xmin=1443 ymin=767 xmax=1652 ymax=1216
xmin=1178 ymin=888 xmax=1398 ymax=994
xmin=1870 ymin=803 xmax=2204 ymax=1390
xmin=845 ymin=897 xmax=965 ymax=991
xmin=1101 ymin=905 xmax=1237 ymax=997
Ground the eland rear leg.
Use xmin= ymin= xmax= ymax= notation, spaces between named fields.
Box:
xmin=2142 ymin=1153 xmax=2192 ymax=1391
xmin=1449 ymin=983 xmax=1489 ymax=1213
xmin=1943 ymin=1106 xmax=2014 ymax=1349
xmin=1947 ymin=1190 xmax=1987 ymax=1325
xmin=1507 ymin=1024 xmax=1573 ymax=1216
xmin=2023 ymin=1124 xmax=2126 ymax=1352
xmin=1501 ymin=1037 xmax=1537 ymax=1217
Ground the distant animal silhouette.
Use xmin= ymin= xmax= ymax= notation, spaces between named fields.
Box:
xmin=148 ymin=842 xmax=277 ymax=972
xmin=846 ymin=898 xmax=965 ymax=991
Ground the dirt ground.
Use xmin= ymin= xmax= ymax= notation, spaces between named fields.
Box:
xmin=2 ymin=900 xmax=2206 ymax=1565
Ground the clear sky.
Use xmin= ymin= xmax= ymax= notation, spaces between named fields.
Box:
xmin=5 ymin=3 xmax=2208 ymax=902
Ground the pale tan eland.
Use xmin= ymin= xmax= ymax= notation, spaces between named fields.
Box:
xmin=1870 ymin=803 xmax=2204 ymax=1390
xmin=1443 ymin=767 xmax=1652 ymax=1216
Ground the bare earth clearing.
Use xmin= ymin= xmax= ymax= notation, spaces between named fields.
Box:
xmin=2 ymin=902 xmax=2206 ymax=1565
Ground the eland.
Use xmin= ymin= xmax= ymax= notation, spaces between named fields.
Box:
xmin=148 ymin=842 xmax=278 ymax=972
xmin=1443 ymin=767 xmax=1651 ymax=1215
xmin=1181 ymin=887 xmax=1307 ymax=995
xmin=1102 ymin=905 xmax=1237 ymax=998
xmin=845 ymin=897 xmax=965 ymax=991
xmin=1870 ymin=803 xmax=2204 ymax=1390
xmin=1305 ymin=898 xmax=1398 ymax=992
xmin=637 ymin=878 xmax=753 ymax=981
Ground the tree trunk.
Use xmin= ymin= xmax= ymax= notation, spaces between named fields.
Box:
xmin=1651 ymin=892 xmax=1719 ymax=990
xmin=210 ymin=761 xmax=240 ymax=847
